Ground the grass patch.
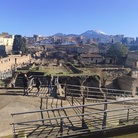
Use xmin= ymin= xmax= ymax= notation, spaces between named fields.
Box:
xmin=112 ymin=132 xmax=138 ymax=138
xmin=0 ymin=80 xmax=5 ymax=86
xmin=1 ymin=135 xmax=13 ymax=138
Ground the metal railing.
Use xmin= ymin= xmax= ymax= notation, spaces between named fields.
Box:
xmin=2 ymin=81 xmax=138 ymax=105
xmin=11 ymin=97 xmax=138 ymax=137
xmin=64 ymin=84 xmax=138 ymax=104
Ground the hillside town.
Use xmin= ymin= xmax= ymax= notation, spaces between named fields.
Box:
xmin=0 ymin=31 xmax=138 ymax=138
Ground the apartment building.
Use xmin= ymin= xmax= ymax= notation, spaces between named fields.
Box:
xmin=0 ymin=32 xmax=14 ymax=54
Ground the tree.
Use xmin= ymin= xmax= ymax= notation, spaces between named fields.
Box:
xmin=106 ymin=42 xmax=128 ymax=58
xmin=12 ymin=35 xmax=26 ymax=54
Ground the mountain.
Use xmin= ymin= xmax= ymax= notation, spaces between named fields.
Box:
xmin=66 ymin=34 xmax=79 ymax=37
xmin=53 ymin=30 xmax=108 ymax=39
xmin=80 ymin=30 xmax=107 ymax=39
xmin=53 ymin=33 xmax=78 ymax=37
xmin=94 ymin=30 xmax=106 ymax=35
xmin=53 ymin=33 xmax=66 ymax=36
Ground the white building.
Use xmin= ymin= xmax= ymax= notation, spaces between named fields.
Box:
xmin=79 ymin=53 xmax=103 ymax=64
xmin=0 ymin=35 xmax=14 ymax=46
xmin=0 ymin=33 xmax=14 ymax=54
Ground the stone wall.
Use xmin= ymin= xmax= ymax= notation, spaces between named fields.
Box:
xmin=117 ymin=75 xmax=138 ymax=96
xmin=125 ymin=51 xmax=138 ymax=68
xmin=101 ymin=68 xmax=130 ymax=89
xmin=0 ymin=55 xmax=31 ymax=72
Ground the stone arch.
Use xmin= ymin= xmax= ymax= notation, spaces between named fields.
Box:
xmin=82 ymin=75 xmax=101 ymax=98
xmin=66 ymin=76 xmax=81 ymax=96
xmin=83 ymin=76 xmax=100 ymax=87
xmin=58 ymin=76 xmax=69 ymax=88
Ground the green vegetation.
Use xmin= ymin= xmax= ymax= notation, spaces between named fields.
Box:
xmin=0 ymin=80 xmax=6 ymax=86
xmin=18 ymin=130 xmax=26 ymax=138
xmin=107 ymin=43 xmax=128 ymax=58
xmin=1 ymin=135 xmax=13 ymax=138
xmin=27 ymin=63 xmax=102 ymax=76
xmin=29 ymin=65 xmax=70 ymax=76
xmin=12 ymin=35 xmax=27 ymax=54
xmin=112 ymin=133 xmax=138 ymax=138
xmin=29 ymin=67 xmax=40 ymax=72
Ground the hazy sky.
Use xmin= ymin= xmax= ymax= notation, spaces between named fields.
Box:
xmin=0 ymin=0 xmax=138 ymax=38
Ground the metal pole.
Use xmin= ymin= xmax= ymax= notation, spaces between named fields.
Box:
xmin=82 ymin=96 xmax=85 ymax=127
xmin=127 ymin=109 xmax=129 ymax=122
xmin=40 ymin=98 xmax=44 ymax=125
xmin=12 ymin=114 xmax=17 ymax=138
xmin=64 ymin=85 xmax=67 ymax=100
xmin=72 ymin=94 xmax=74 ymax=106
xmin=60 ymin=116 xmax=64 ymax=135
xmin=87 ymin=87 xmax=88 ymax=98
xmin=102 ymin=91 xmax=107 ymax=129
xmin=12 ymin=124 xmax=16 ymax=138
xmin=61 ymin=99 xmax=63 ymax=107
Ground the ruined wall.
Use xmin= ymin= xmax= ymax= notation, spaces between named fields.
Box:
xmin=125 ymin=51 xmax=138 ymax=68
xmin=0 ymin=55 xmax=31 ymax=72
xmin=101 ymin=68 xmax=130 ymax=89
xmin=117 ymin=76 xmax=138 ymax=96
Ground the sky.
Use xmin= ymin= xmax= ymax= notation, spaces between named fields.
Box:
xmin=0 ymin=0 xmax=138 ymax=38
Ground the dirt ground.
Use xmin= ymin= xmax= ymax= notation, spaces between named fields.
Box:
xmin=0 ymin=94 xmax=39 ymax=137
xmin=0 ymin=89 xmax=70 ymax=137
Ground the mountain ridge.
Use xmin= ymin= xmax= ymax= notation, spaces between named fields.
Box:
xmin=53 ymin=30 xmax=108 ymax=39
